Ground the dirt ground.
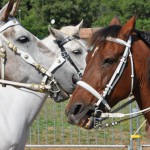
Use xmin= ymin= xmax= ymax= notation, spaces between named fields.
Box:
xmin=25 ymin=148 xmax=128 ymax=150
xmin=25 ymin=147 xmax=150 ymax=150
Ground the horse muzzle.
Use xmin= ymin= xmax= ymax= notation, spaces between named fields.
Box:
xmin=65 ymin=104 xmax=95 ymax=129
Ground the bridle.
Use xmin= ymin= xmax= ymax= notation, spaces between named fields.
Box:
xmin=78 ymin=35 xmax=133 ymax=112
xmin=0 ymin=17 xmax=88 ymax=100
xmin=0 ymin=18 xmax=85 ymax=97
xmin=0 ymin=18 xmax=60 ymax=93
xmin=77 ymin=35 xmax=150 ymax=128
xmin=56 ymin=35 xmax=86 ymax=77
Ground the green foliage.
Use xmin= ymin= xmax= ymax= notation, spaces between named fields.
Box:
xmin=92 ymin=0 xmax=150 ymax=31
xmin=0 ymin=0 xmax=149 ymax=38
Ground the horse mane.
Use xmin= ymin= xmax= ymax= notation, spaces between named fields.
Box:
xmin=90 ymin=25 xmax=150 ymax=85
xmin=135 ymin=30 xmax=150 ymax=48
xmin=90 ymin=25 xmax=150 ymax=48
xmin=89 ymin=25 xmax=121 ymax=47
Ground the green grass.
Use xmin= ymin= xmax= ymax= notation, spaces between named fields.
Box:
xmin=27 ymin=98 xmax=150 ymax=146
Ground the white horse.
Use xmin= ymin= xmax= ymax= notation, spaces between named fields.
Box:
xmin=42 ymin=21 xmax=88 ymax=101
xmin=0 ymin=1 xmax=87 ymax=150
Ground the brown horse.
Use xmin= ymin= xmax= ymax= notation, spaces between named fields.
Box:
xmin=65 ymin=16 xmax=150 ymax=133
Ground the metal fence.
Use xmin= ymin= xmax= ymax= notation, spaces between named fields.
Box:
xmin=26 ymin=98 xmax=150 ymax=150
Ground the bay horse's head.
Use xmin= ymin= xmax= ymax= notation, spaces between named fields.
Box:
xmin=65 ymin=16 xmax=144 ymax=129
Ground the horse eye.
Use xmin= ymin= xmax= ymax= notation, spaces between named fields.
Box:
xmin=17 ymin=36 xmax=30 ymax=43
xmin=103 ymin=58 xmax=115 ymax=65
xmin=73 ymin=50 xmax=82 ymax=55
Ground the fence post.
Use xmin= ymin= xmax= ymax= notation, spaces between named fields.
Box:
xmin=129 ymin=102 xmax=133 ymax=150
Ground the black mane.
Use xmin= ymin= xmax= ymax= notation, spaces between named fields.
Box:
xmin=90 ymin=25 xmax=150 ymax=48
xmin=90 ymin=25 xmax=150 ymax=85
xmin=90 ymin=25 xmax=121 ymax=46
xmin=136 ymin=30 xmax=150 ymax=48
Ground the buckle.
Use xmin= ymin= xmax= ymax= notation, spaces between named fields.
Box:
xmin=61 ymin=51 xmax=69 ymax=58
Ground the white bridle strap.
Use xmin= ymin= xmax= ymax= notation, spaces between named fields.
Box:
xmin=77 ymin=81 xmax=111 ymax=110
xmin=41 ymin=56 xmax=66 ymax=85
xmin=106 ymin=37 xmax=131 ymax=47
xmin=48 ymin=56 xmax=66 ymax=73
xmin=102 ymin=36 xmax=132 ymax=96
xmin=100 ymin=107 xmax=150 ymax=118
xmin=0 ymin=18 xmax=59 ymax=92
xmin=0 ymin=33 xmax=54 ymax=77
xmin=0 ymin=40 xmax=5 ymax=85
xmin=0 ymin=19 xmax=19 ymax=83
xmin=0 ymin=79 xmax=51 ymax=91
xmin=129 ymin=52 xmax=134 ymax=95
xmin=77 ymin=36 xmax=134 ymax=114
xmin=96 ymin=36 xmax=133 ymax=107
xmin=0 ymin=19 xmax=20 ymax=33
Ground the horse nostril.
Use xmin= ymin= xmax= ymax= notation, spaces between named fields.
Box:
xmin=71 ymin=103 xmax=83 ymax=116
xmin=72 ymin=74 xmax=79 ymax=84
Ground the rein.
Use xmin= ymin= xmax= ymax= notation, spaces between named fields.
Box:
xmin=77 ymin=35 xmax=150 ymax=129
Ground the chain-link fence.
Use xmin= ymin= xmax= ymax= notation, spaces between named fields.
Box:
xmin=26 ymin=98 xmax=150 ymax=150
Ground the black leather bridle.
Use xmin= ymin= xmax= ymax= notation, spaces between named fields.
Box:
xmin=57 ymin=36 xmax=83 ymax=77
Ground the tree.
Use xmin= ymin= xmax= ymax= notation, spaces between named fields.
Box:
xmin=0 ymin=0 xmax=149 ymax=38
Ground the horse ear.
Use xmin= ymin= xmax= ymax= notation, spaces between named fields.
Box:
xmin=76 ymin=20 xmax=83 ymax=29
xmin=0 ymin=3 xmax=9 ymax=21
xmin=48 ymin=25 xmax=66 ymax=41
xmin=119 ymin=16 xmax=136 ymax=39
xmin=0 ymin=0 xmax=15 ymax=21
xmin=109 ymin=16 xmax=121 ymax=26
xmin=74 ymin=20 xmax=83 ymax=35
xmin=10 ymin=0 xmax=20 ymax=17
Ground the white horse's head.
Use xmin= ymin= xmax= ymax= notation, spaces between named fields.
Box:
xmin=0 ymin=1 xmax=52 ymax=83
xmin=0 ymin=0 xmax=86 ymax=102
xmin=42 ymin=21 xmax=88 ymax=101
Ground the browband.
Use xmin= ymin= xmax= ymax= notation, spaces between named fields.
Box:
xmin=0 ymin=19 xmax=20 ymax=33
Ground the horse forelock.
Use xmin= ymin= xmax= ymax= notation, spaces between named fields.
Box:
xmin=89 ymin=25 xmax=150 ymax=87
xmin=90 ymin=26 xmax=150 ymax=49
xmin=89 ymin=25 xmax=122 ymax=48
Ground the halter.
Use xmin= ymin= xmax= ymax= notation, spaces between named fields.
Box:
xmin=0 ymin=18 xmax=60 ymax=93
xmin=56 ymin=36 xmax=84 ymax=77
xmin=77 ymin=35 xmax=137 ymax=128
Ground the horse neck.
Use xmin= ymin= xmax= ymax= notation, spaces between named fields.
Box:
xmin=0 ymin=85 xmax=48 ymax=148
xmin=0 ymin=86 xmax=48 ymax=123
xmin=132 ymin=37 xmax=150 ymax=116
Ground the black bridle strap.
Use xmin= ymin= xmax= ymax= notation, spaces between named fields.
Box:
xmin=112 ymin=97 xmax=135 ymax=113
xmin=57 ymin=36 xmax=82 ymax=77
xmin=57 ymin=36 xmax=74 ymax=47
xmin=67 ymin=53 xmax=82 ymax=77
